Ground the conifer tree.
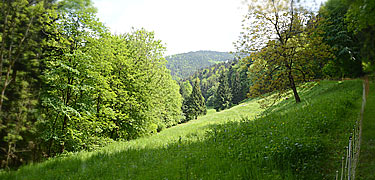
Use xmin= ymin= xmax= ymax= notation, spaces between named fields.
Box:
xmin=183 ymin=78 xmax=206 ymax=121
xmin=231 ymin=71 xmax=242 ymax=105
xmin=214 ymin=71 xmax=232 ymax=111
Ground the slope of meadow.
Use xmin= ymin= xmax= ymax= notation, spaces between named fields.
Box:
xmin=0 ymin=80 xmax=363 ymax=179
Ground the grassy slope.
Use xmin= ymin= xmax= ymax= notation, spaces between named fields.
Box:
xmin=0 ymin=80 xmax=363 ymax=180
xmin=0 ymin=98 xmax=262 ymax=180
xmin=207 ymin=80 xmax=363 ymax=179
xmin=357 ymin=81 xmax=375 ymax=180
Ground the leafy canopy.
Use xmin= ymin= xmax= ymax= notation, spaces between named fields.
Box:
xmin=237 ymin=0 xmax=333 ymax=105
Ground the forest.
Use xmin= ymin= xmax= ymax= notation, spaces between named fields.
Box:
xmin=165 ymin=50 xmax=234 ymax=80
xmin=0 ymin=0 xmax=374 ymax=176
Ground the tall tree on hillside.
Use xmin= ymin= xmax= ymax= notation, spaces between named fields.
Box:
xmin=231 ymin=71 xmax=242 ymax=105
xmin=214 ymin=71 xmax=232 ymax=111
xmin=236 ymin=0 xmax=333 ymax=104
xmin=183 ymin=78 xmax=206 ymax=121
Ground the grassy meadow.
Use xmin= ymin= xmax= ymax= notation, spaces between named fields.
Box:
xmin=0 ymin=80 xmax=363 ymax=179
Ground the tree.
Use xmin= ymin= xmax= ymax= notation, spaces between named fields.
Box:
xmin=206 ymin=82 xmax=218 ymax=107
xmin=57 ymin=0 xmax=97 ymax=13
xmin=0 ymin=0 xmax=47 ymax=112
xmin=40 ymin=9 xmax=107 ymax=154
xmin=0 ymin=0 xmax=51 ymax=168
xmin=119 ymin=29 xmax=182 ymax=135
xmin=345 ymin=0 xmax=375 ymax=72
xmin=179 ymin=80 xmax=192 ymax=100
xmin=214 ymin=71 xmax=232 ymax=111
xmin=236 ymin=0 xmax=332 ymax=104
xmin=319 ymin=0 xmax=363 ymax=78
xmin=183 ymin=78 xmax=206 ymax=121
xmin=0 ymin=0 xmax=184 ymax=168
xmin=231 ymin=71 xmax=242 ymax=105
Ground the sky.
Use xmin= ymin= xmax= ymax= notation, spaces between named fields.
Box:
xmin=92 ymin=0 xmax=325 ymax=56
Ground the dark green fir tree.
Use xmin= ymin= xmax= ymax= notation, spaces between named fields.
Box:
xmin=214 ymin=71 xmax=232 ymax=111
xmin=231 ymin=71 xmax=242 ymax=105
xmin=183 ymin=78 xmax=206 ymax=121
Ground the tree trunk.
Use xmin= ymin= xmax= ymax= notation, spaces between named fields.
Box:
xmin=289 ymin=72 xmax=301 ymax=103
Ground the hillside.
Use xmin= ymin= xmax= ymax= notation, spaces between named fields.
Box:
xmin=0 ymin=80 xmax=363 ymax=179
xmin=165 ymin=50 xmax=235 ymax=80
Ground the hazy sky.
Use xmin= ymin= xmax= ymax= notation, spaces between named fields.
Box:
xmin=92 ymin=0 xmax=325 ymax=55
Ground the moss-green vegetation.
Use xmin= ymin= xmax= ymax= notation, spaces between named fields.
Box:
xmin=357 ymin=81 xmax=375 ymax=180
xmin=0 ymin=80 xmax=363 ymax=179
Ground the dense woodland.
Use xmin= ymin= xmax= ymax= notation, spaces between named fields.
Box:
xmin=166 ymin=50 xmax=234 ymax=80
xmin=178 ymin=59 xmax=250 ymax=110
xmin=0 ymin=0 xmax=374 ymax=171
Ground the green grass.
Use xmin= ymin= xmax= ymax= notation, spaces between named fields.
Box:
xmin=357 ymin=81 xmax=375 ymax=180
xmin=0 ymin=80 xmax=363 ymax=179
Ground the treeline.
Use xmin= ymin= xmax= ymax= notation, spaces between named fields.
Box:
xmin=0 ymin=0 xmax=181 ymax=168
xmin=180 ymin=0 xmax=375 ymax=113
xmin=179 ymin=58 xmax=251 ymax=113
xmin=166 ymin=51 xmax=234 ymax=80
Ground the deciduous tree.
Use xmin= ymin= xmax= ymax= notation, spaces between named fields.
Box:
xmin=237 ymin=0 xmax=332 ymax=104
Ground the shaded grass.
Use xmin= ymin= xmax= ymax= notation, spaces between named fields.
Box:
xmin=357 ymin=81 xmax=375 ymax=180
xmin=0 ymin=80 xmax=363 ymax=179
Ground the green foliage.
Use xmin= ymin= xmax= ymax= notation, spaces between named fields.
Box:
xmin=345 ymin=0 xmax=375 ymax=34
xmin=179 ymin=80 xmax=192 ymax=100
xmin=185 ymin=61 xmax=232 ymax=102
xmin=320 ymin=0 xmax=375 ymax=74
xmin=166 ymin=51 xmax=234 ymax=80
xmin=179 ymin=57 xmax=250 ymax=110
xmin=40 ymin=16 xmax=183 ymax=154
xmin=0 ymin=0 xmax=52 ymax=168
xmin=238 ymin=0 xmax=333 ymax=104
xmin=214 ymin=71 xmax=232 ymax=111
xmin=319 ymin=0 xmax=363 ymax=78
xmin=0 ymin=80 xmax=362 ymax=179
xmin=182 ymin=79 xmax=206 ymax=122
xmin=230 ymin=72 xmax=242 ymax=105
xmin=40 ymin=9 xmax=108 ymax=154
xmin=57 ymin=0 xmax=97 ymax=13
xmin=345 ymin=0 xmax=375 ymax=72
xmin=0 ymin=0 xmax=183 ymax=169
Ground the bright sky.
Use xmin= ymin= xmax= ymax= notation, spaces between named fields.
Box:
xmin=92 ymin=0 xmax=245 ymax=55
xmin=92 ymin=0 xmax=325 ymax=56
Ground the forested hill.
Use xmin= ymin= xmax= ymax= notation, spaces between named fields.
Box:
xmin=165 ymin=51 xmax=235 ymax=80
